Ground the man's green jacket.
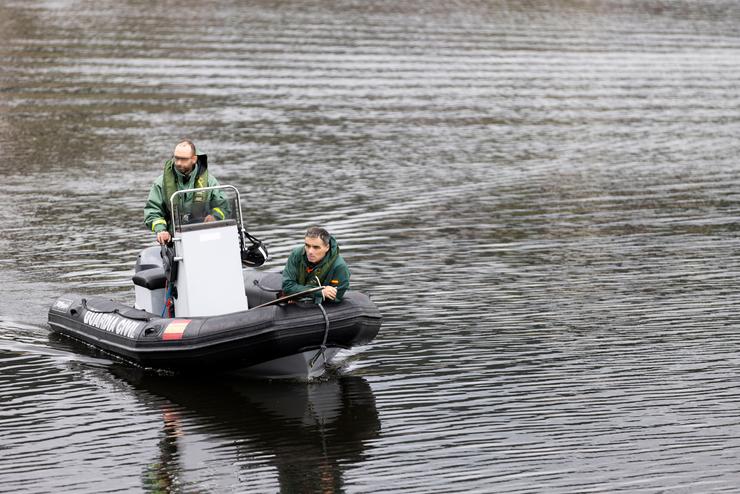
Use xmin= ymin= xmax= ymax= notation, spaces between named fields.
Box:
xmin=144 ymin=154 xmax=229 ymax=234
xmin=282 ymin=236 xmax=350 ymax=303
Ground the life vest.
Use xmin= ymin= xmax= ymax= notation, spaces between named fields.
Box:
xmin=161 ymin=154 xmax=209 ymax=222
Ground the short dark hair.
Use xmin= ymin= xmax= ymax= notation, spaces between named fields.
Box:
xmin=176 ymin=139 xmax=196 ymax=156
xmin=305 ymin=226 xmax=330 ymax=245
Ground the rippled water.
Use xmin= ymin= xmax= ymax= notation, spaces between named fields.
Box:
xmin=2 ymin=0 xmax=740 ymax=492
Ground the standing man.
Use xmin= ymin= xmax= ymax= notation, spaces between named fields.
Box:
xmin=145 ymin=139 xmax=228 ymax=245
xmin=282 ymin=226 xmax=350 ymax=303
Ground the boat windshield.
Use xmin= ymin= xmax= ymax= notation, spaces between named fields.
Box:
xmin=169 ymin=185 xmax=243 ymax=233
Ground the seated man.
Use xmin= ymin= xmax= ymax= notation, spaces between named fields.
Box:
xmin=282 ymin=226 xmax=350 ymax=303
xmin=144 ymin=139 xmax=229 ymax=245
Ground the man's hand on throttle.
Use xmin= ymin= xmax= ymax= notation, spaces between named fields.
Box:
xmin=156 ymin=231 xmax=171 ymax=245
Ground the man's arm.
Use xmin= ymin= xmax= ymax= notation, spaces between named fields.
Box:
xmin=144 ymin=179 xmax=168 ymax=233
xmin=206 ymin=176 xmax=229 ymax=220
xmin=330 ymin=262 xmax=351 ymax=302
xmin=319 ymin=260 xmax=350 ymax=302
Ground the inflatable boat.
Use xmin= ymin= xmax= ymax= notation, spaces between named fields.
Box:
xmin=47 ymin=185 xmax=381 ymax=378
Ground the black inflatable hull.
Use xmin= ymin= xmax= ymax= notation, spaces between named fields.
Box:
xmin=47 ymin=288 xmax=381 ymax=375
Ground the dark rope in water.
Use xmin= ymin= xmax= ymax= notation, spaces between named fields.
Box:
xmin=309 ymin=301 xmax=330 ymax=369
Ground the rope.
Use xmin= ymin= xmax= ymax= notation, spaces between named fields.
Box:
xmin=161 ymin=281 xmax=173 ymax=318
xmin=81 ymin=298 xmax=119 ymax=315
xmin=252 ymin=278 xmax=281 ymax=293
xmin=309 ymin=301 xmax=330 ymax=369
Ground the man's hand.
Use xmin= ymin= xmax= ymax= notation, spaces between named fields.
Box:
xmin=204 ymin=214 xmax=216 ymax=222
xmin=322 ymin=286 xmax=338 ymax=300
xmin=156 ymin=231 xmax=171 ymax=245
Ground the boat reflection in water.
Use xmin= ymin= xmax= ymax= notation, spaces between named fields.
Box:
xmin=111 ymin=367 xmax=381 ymax=492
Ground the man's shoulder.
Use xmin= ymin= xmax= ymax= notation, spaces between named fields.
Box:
xmin=149 ymin=174 xmax=165 ymax=189
xmin=334 ymin=254 xmax=349 ymax=270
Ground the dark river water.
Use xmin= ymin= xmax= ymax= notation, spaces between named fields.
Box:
xmin=2 ymin=0 xmax=740 ymax=492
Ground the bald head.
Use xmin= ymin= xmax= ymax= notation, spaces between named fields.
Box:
xmin=173 ymin=140 xmax=197 ymax=175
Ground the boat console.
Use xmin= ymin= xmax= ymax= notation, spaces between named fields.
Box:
xmin=134 ymin=185 xmax=256 ymax=317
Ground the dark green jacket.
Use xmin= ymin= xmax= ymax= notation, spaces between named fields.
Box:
xmin=144 ymin=154 xmax=228 ymax=234
xmin=282 ymin=236 xmax=350 ymax=303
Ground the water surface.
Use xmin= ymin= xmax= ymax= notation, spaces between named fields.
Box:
xmin=1 ymin=1 xmax=740 ymax=492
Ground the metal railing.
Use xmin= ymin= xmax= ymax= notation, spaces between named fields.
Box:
xmin=168 ymin=184 xmax=245 ymax=236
